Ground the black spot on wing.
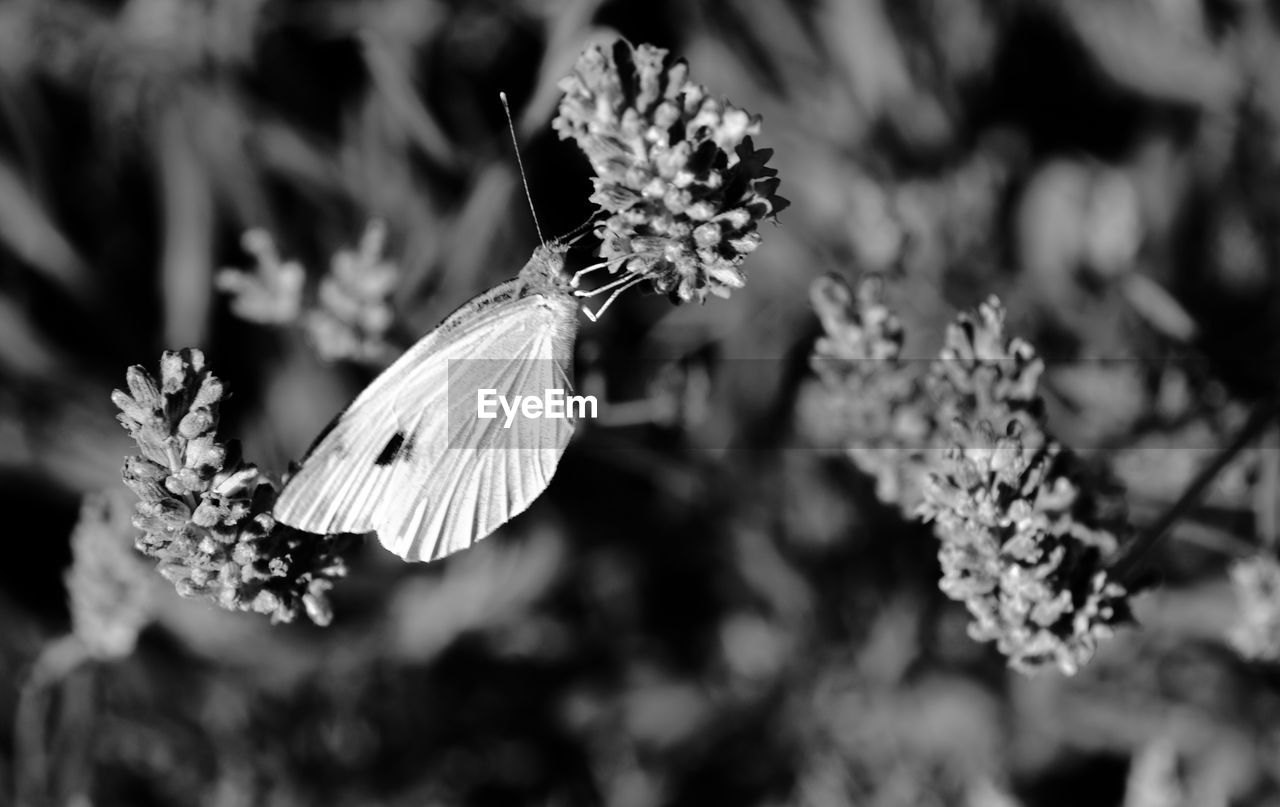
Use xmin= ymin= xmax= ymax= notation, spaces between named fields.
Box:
xmin=375 ymin=431 xmax=412 ymax=466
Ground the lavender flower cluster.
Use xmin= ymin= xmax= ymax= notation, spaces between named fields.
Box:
xmin=553 ymin=40 xmax=787 ymax=303
xmin=113 ymin=349 xmax=350 ymax=625
xmin=811 ymin=283 xmax=1133 ymax=675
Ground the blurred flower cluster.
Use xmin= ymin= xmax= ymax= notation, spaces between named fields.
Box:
xmin=113 ymin=348 xmax=349 ymax=625
xmin=65 ymin=491 xmax=155 ymax=659
xmin=844 ymin=139 xmax=1019 ymax=284
xmin=808 ymin=274 xmax=934 ymax=511
xmin=1229 ymin=553 xmax=1280 ymax=661
xmin=554 ymin=40 xmax=787 ymax=303
xmin=218 ymin=220 xmax=398 ymax=365
xmin=812 ymin=281 xmax=1133 ymax=674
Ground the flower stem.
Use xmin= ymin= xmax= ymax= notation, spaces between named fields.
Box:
xmin=1255 ymin=423 xmax=1279 ymax=550
xmin=1110 ymin=397 xmax=1280 ymax=585
xmin=14 ymin=635 xmax=90 ymax=807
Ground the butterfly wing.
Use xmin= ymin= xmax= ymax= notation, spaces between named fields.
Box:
xmin=273 ymin=279 xmax=579 ymax=562
xmin=377 ymin=306 xmax=578 ymax=560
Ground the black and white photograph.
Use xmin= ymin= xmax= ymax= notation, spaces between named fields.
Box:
xmin=3 ymin=0 xmax=1280 ymax=804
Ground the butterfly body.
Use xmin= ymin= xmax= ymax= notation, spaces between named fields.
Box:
xmin=274 ymin=244 xmax=579 ymax=562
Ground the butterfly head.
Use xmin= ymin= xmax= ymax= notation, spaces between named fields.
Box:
xmin=517 ymin=242 xmax=573 ymax=297
xmin=519 ymin=239 xmax=646 ymax=323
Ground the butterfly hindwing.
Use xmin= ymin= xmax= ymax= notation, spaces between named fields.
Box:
xmin=272 ymin=300 xmax=478 ymax=536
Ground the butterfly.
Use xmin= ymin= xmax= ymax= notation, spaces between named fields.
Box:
xmin=272 ymin=243 xmax=585 ymax=562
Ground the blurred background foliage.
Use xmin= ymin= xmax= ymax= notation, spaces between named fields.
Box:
xmin=3 ymin=0 xmax=1280 ymax=805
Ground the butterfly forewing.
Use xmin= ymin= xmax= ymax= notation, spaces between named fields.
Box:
xmin=273 ymin=256 xmax=579 ymax=563
xmin=379 ymin=320 xmax=577 ymax=560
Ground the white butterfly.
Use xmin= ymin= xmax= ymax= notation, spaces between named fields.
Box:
xmin=273 ymin=244 xmax=580 ymax=562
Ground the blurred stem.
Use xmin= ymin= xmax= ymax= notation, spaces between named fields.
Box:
xmin=1256 ymin=423 xmax=1279 ymax=550
xmin=14 ymin=634 xmax=89 ymax=807
xmin=1110 ymin=397 xmax=1280 ymax=585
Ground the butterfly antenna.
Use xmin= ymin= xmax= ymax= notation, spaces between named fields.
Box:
xmin=499 ymin=91 xmax=545 ymax=248
xmin=563 ymin=213 xmax=602 ymax=245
